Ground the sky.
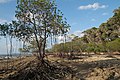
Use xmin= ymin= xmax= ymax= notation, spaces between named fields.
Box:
xmin=0 ymin=0 xmax=120 ymax=54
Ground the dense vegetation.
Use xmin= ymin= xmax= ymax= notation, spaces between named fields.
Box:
xmin=51 ymin=7 xmax=120 ymax=54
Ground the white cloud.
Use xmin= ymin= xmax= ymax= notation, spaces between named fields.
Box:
xmin=56 ymin=35 xmax=66 ymax=44
xmin=13 ymin=15 xmax=17 ymax=21
xmin=0 ymin=0 xmax=11 ymax=3
xmin=12 ymin=15 xmax=19 ymax=22
xmin=58 ymin=36 xmax=64 ymax=41
xmin=78 ymin=3 xmax=107 ymax=10
xmin=91 ymin=19 xmax=96 ymax=21
xmin=0 ymin=19 xmax=8 ymax=24
xmin=73 ymin=31 xmax=84 ymax=37
xmin=71 ymin=22 xmax=77 ymax=26
xmin=56 ymin=31 xmax=84 ymax=43
xmin=57 ymin=34 xmax=76 ymax=43
xmin=102 ymin=13 xmax=108 ymax=16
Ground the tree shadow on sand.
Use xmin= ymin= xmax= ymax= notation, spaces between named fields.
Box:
xmin=70 ymin=58 xmax=120 ymax=79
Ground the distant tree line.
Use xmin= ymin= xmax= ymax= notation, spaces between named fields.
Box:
xmin=50 ymin=7 xmax=120 ymax=54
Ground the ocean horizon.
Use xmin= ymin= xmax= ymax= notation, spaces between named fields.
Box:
xmin=0 ymin=52 xmax=32 ymax=59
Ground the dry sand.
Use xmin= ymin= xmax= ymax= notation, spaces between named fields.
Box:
xmin=0 ymin=54 xmax=120 ymax=80
xmin=48 ymin=54 xmax=120 ymax=80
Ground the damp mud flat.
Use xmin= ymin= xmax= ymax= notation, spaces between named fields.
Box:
xmin=48 ymin=54 xmax=120 ymax=80
xmin=0 ymin=54 xmax=120 ymax=80
xmin=0 ymin=56 xmax=36 ymax=79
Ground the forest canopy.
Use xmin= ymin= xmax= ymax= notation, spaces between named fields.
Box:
xmin=50 ymin=7 xmax=120 ymax=54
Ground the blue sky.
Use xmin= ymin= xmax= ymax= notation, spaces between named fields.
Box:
xmin=0 ymin=0 xmax=120 ymax=54
xmin=56 ymin=0 xmax=120 ymax=34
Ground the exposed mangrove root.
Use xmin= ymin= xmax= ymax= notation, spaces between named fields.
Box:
xmin=4 ymin=60 xmax=75 ymax=80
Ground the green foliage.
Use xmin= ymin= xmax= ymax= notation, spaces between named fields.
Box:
xmin=0 ymin=2 xmax=120 ymax=54
xmin=51 ymin=7 xmax=120 ymax=53
xmin=19 ymin=48 xmax=29 ymax=52
xmin=52 ymin=42 xmax=70 ymax=53
xmin=0 ymin=0 xmax=70 ymax=60
xmin=106 ymin=38 xmax=120 ymax=52
xmin=15 ymin=0 xmax=70 ymax=59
